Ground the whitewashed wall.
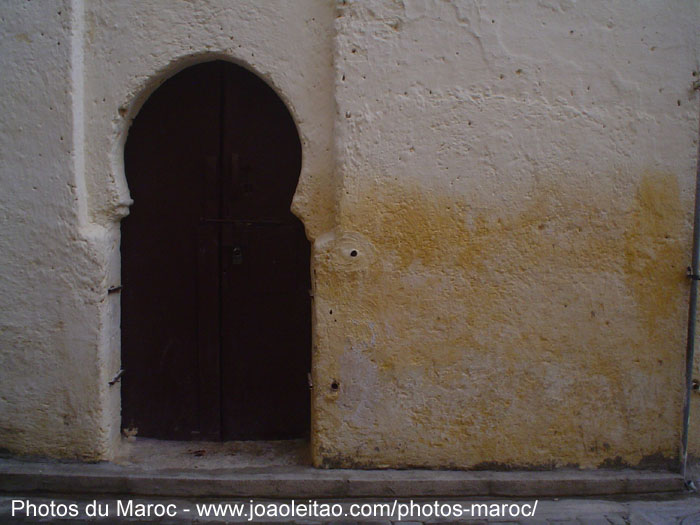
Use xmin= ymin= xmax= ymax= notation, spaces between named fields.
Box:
xmin=0 ymin=0 xmax=698 ymax=467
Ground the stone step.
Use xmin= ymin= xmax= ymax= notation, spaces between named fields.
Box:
xmin=0 ymin=459 xmax=685 ymax=498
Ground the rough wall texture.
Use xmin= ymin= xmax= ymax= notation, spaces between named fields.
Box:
xmin=0 ymin=0 xmax=117 ymax=459
xmin=311 ymin=0 xmax=699 ymax=469
xmin=1 ymin=0 xmax=699 ymax=468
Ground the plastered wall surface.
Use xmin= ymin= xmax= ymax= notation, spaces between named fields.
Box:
xmin=0 ymin=0 xmax=112 ymax=459
xmin=312 ymin=0 xmax=699 ymax=468
xmin=1 ymin=0 xmax=699 ymax=468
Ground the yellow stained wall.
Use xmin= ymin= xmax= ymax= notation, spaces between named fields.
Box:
xmin=310 ymin=0 xmax=699 ymax=469
xmin=312 ymin=172 xmax=689 ymax=468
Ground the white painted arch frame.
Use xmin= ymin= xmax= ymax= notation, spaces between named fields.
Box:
xmin=79 ymin=1 xmax=336 ymax=458
xmin=106 ymin=51 xmax=328 ymax=231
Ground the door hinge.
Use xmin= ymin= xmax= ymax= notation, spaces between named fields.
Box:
xmin=109 ymin=368 xmax=124 ymax=386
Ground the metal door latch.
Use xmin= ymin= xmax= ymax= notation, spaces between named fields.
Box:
xmin=232 ymin=246 xmax=243 ymax=265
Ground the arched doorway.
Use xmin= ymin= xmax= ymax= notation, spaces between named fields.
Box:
xmin=121 ymin=60 xmax=310 ymax=441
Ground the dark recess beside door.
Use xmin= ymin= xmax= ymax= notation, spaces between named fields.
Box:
xmin=121 ymin=60 xmax=311 ymax=441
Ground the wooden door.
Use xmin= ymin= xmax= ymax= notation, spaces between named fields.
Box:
xmin=121 ymin=61 xmax=310 ymax=441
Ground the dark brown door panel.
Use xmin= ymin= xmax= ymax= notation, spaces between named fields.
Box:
xmin=122 ymin=60 xmax=309 ymax=441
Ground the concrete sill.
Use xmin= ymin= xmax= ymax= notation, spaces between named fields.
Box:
xmin=0 ymin=439 xmax=685 ymax=498
xmin=0 ymin=462 xmax=684 ymax=498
